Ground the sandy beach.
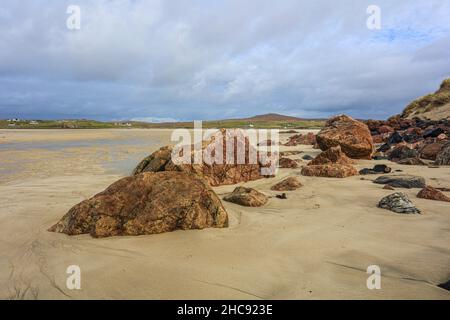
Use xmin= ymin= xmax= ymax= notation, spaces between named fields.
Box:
xmin=0 ymin=129 xmax=449 ymax=300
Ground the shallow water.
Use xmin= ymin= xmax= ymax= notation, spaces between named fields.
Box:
xmin=0 ymin=131 xmax=169 ymax=183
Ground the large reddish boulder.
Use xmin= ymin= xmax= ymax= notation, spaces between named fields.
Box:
xmin=417 ymin=186 xmax=450 ymax=202
xmin=48 ymin=172 xmax=229 ymax=238
xmin=301 ymin=146 xmax=358 ymax=178
xmin=316 ymin=115 xmax=374 ymax=159
xmin=133 ymin=129 xmax=275 ymax=186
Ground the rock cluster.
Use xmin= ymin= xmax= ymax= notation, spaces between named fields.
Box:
xmin=301 ymin=146 xmax=358 ymax=178
xmin=365 ymin=116 xmax=450 ymax=165
xmin=133 ymin=129 xmax=274 ymax=186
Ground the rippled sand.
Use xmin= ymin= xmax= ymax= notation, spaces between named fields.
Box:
xmin=0 ymin=129 xmax=449 ymax=299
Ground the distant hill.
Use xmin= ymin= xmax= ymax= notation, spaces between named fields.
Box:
xmin=401 ymin=78 xmax=450 ymax=120
xmin=238 ymin=113 xmax=304 ymax=122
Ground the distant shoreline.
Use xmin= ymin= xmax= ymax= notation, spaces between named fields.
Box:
xmin=0 ymin=114 xmax=326 ymax=130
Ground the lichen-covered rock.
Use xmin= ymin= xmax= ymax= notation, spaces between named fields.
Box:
xmin=373 ymin=175 xmax=426 ymax=189
xmin=316 ymin=115 xmax=374 ymax=159
xmin=378 ymin=192 xmax=421 ymax=214
xmin=271 ymin=177 xmax=303 ymax=191
xmin=417 ymin=186 xmax=450 ymax=202
xmin=223 ymin=187 xmax=268 ymax=207
xmin=48 ymin=172 xmax=229 ymax=238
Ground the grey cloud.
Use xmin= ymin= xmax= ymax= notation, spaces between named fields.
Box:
xmin=0 ymin=0 xmax=449 ymax=121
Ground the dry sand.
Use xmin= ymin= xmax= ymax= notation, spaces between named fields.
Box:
xmin=0 ymin=129 xmax=449 ymax=299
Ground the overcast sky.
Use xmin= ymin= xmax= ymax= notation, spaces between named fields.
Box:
xmin=0 ymin=0 xmax=449 ymax=121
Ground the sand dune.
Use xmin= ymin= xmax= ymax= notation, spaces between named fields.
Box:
xmin=0 ymin=129 xmax=449 ymax=299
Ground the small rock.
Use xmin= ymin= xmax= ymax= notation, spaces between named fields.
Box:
xmin=302 ymin=154 xmax=314 ymax=160
xmin=278 ymin=157 xmax=299 ymax=169
xmin=417 ymin=186 xmax=450 ymax=202
xmin=373 ymin=175 xmax=426 ymax=189
xmin=223 ymin=187 xmax=268 ymax=207
xmin=271 ymin=177 xmax=303 ymax=191
xmin=378 ymin=192 xmax=421 ymax=214
xmin=359 ymin=164 xmax=392 ymax=175
xmin=383 ymin=185 xmax=395 ymax=190
xmin=276 ymin=193 xmax=287 ymax=199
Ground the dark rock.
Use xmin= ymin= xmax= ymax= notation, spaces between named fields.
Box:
xmin=435 ymin=142 xmax=450 ymax=165
xmin=377 ymin=143 xmax=391 ymax=153
xmin=276 ymin=193 xmax=288 ymax=199
xmin=423 ymin=127 xmax=445 ymax=139
xmin=388 ymin=145 xmax=419 ymax=161
xmin=373 ymin=175 xmax=426 ymax=188
xmin=378 ymin=192 xmax=421 ymax=214
xmin=438 ymin=280 xmax=450 ymax=291
xmin=302 ymin=154 xmax=314 ymax=160
xmin=359 ymin=164 xmax=392 ymax=175
xmin=388 ymin=132 xmax=404 ymax=144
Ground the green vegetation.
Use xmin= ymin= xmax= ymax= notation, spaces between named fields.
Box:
xmin=0 ymin=119 xmax=118 ymax=129
xmin=402 ymin=78 xmax=450 ymax=118
xmin=1 ymin=115 xmax=325 ymax=130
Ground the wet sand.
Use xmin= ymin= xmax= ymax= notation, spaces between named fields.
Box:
xmin=0 ymin=129 xmax=449 ymax=299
